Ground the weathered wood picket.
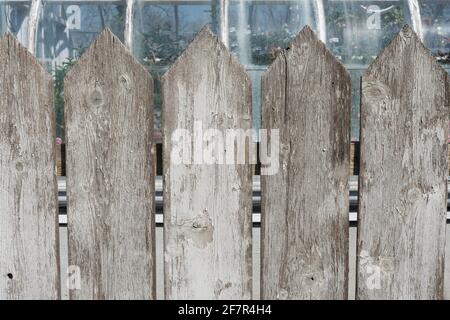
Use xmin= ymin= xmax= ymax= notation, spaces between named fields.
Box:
xmin=261 ymin=26 xmax=351 ymax=300
xmin=0 ymin=25 xmax=448 ymax=300
xmin=162 ymin=28 xmax=253 ymax=299
xmin=357 ymin=27 xmax=449 ymax=300
xmin=65 ymin=30 xmax=155 ymax=299
xmin=0 ymin=34 xmax=60 ymax=299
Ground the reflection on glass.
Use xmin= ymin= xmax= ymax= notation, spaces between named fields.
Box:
xmin=133 ymin=2 xmax=217 ymax=67
xmin=35 ymin=2 xmax=125 ymax=140
xmin=229 ymin=0 xmax=322 ymax=67
xmin=36 ymin=3 xmax=125 ymax=69
xmin=325 ymin=0 xmax=406 ymax=67
xmin=133 ymin=2 xmax=217 ymax=128
xmin=420 ymin=0 xmax=450 ymax=65
xmin=11 ymin=0 xmax=446 ymax=139
xmin=0 ymin=1 xmax=30 ymax=45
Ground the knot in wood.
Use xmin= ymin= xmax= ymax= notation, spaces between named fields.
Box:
xmin=88 ymin=88 xmax=104 ymax=108
xmin=362 ymin=81 xmax=391 ymax=108
xmin=15 ymin=162 xmax=23 ymax=171
xmin=119 ymin=74 xmax=131 ymax=90
xmin=192 ymin=210 xmax=212 ymax=230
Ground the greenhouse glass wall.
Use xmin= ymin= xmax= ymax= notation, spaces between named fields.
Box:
xmin=0 ymin=0 xmax=449 ymax=139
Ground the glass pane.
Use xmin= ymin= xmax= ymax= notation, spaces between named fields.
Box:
xmin=36 ymin=2 xmax=125 ymax=70
xmin=0 ymin=1 xmax=30 ymax=45
xmin=133 ymin=1 xmax=218 ymax=128
xmin=133 ymin=1 xmax=218 ymax=67
xmin=325 ymin=0 xmax=407 ymax=67
xmin=36 ymin=2 xmax=125 ymax=140
xmin=419 ymin=0 xmax=450 ymax=67
xmin=229 ymin=0 xmax=322 ymax=67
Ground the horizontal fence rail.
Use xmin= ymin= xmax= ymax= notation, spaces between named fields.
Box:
xmin=0 ymin=25 xmax=449 ymax=300
xmin=55 ymin=176 xmax=450 ymax=226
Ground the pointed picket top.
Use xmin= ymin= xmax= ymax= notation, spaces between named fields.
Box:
xmin=163 ymin=25 xmax=249 ymax=83
xmin=0 ymin=32 xmax=51 ymax=81
xmin=265 ymin=25 xmax=349 ymax=83
xmin=365 ymin=25 xmax=447 ymax=78
xmin=292 ymin=25 xmax=349 ymax=78
xmin=65 ymin=28 xmax=150 ymax=83
xmin=290 ymin=24 xmax=317 ymax=47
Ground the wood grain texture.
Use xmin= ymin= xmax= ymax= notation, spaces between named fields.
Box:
xmin=357 ymin=26 xmax=449 ymax=300
xmin=65 ymin=29 xmax=155 ymax=299
xmin=261 ymin=26 xmax=351 ymax=300
xmin=162 ymin=27 xmax=253 ymax=299
xmin=0 ymin=33 xmax=60 ymax=299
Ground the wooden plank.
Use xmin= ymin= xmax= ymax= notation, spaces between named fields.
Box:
xmin=65 ymin=29 xmax=155 ymax=299
xmin=357 ymin=26 xmax=449 ymax=300
xmin=261 ymin=26 xmax=351 ymax=300
xmin=0 ymin=33 xmax=60 ymax=299
xmin=162 ymin=27 xmax=253 ymax=299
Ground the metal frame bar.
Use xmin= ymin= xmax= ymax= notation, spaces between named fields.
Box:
xmin=314 ymin=0 xmax=326 ymax=43
xmin=27 ymin=0 xmax=41 ymax=53
xmin=220 ymin=0 xmax=228 ymax=47
xmin=408 ymin=0 xmax=423 ymax=40
xmin=124 ymin=0 xmax=134 ymax=47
